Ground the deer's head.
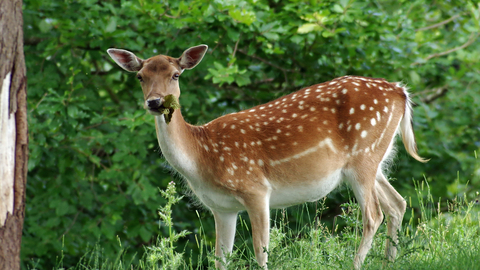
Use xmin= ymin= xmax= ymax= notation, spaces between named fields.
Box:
xmin=107 ymin=45 xmax=208 ymax=115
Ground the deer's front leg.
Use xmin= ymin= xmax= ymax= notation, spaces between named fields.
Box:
xmin=245 ymin=195 xmax=270 ymax=269
xmin=213 ymin=210 xmax=238 ymax=269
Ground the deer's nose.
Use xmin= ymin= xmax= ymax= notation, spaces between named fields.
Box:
xmin=147 ymin=98 xmax=161 ymax=109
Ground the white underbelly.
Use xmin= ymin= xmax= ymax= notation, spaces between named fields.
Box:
xmin=191 ymin=184 xmax=246 ymax=212
xmin=188 ymin=169 xmax=343 ymax=212
xmin=269 ymin=169 xmax=343 ymax=208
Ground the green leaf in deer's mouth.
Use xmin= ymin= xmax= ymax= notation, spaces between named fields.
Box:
xmin=159 ymin=95 xmax=180 ymax=124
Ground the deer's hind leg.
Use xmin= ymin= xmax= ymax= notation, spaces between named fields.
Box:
xmin=375 ymin=172 xmax=406 ymax=261
xmin=344 ymin=165 xmax=384 ymax=270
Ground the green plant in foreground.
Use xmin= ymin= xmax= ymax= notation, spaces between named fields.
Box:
xmin=142 ymin=181 xmax=191 ymax=270
xmin=45 ymin=178 xmax=480 ymax=270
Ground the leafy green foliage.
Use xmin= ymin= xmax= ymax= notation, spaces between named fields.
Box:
xmin=49 ymin=180 xmax=480 ymax=270
xmin=23 ymin=0 xmax=480 ymax=268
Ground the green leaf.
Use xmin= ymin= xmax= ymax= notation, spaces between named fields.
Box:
xmin=263 ymin=32 xmax=279 ymax=41
xmin=38 ymin=19 xmax=53 ymax=33
xmin=213 ymin=61 xmax=224 ymax=70
xmin=297 ymin=23 xmax=321 ymax=34
xmin=55 ymin=201 xmax=69 ymax=216
xmin=139 ymin=226 xmax=152 ymax=242
xmin=235 ymin=74 xmax=251 ymax=87
xmin=290 ymin=35 xmax=304 ymax=44
xmin=45 ymin=217 xmax=61 ymax=227
xmin=322 ymin=31 xmax=335 ymax=38
xmin=67 ymin=106 xmax=79 ymax=118
xmin=409 ymin=70 xmax=421 ymax=85
xmin=229 ymin=8 xmax=256 ymax=25
xmin=227 ymin=28 xmax=240 ymax=41
xmin=339 ymin=0 xmax=350 ymax=8
xmin=332 ymin=4 xmax=344 ymax=13
xmin=101 ymin=221 xmax=116 ymax=240
xmin=105 ymin=17 xmax=117 ymax=33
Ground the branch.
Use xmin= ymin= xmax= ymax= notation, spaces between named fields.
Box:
xmin=84 ymin=121 xmax=108 ymax=130
xmin=415 ymin=14 xmax=462 ymax=32
xmin=104 ymin=86 xmax=121 ymax=104
xmin=58 ymin=209 xmax=81 ymax=240
xmin=412 ymin=32 xmax=479 ymax=65
xmin=411 ymin=86 xmax=448 ymax=105
xmin=237 ymin=49 xmax=295 ymax=86
xmin=228 ymin=34 xmax=240 ymax=67
xmin=24 ymin=37 xmax=45 ymax=46
xmin=77 ymin=45 xmax=102 ymax=51
xmin=237 ymin=49 xmax=295 ymax=73
xmin=424 ymin=32 xmax=479 ymax=61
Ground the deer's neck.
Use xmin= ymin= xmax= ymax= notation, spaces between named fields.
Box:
xmin=155 ymin=109 xmax=202 ymax=180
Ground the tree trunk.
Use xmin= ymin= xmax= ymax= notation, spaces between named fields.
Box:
xmin=0 ymin=0 xmax=28 ymax=269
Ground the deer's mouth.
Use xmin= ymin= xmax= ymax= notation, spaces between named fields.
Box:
xmin=146 ymin=98 xmax=165 ymax=115
xmin=146 ymin=95 xmax=180 ymax=123
xmin=148 ymin=105 xmax=164 ymax=115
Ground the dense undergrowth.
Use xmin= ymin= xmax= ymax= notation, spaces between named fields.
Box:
xmin=34 ymin=179 xmax=480 ymax=270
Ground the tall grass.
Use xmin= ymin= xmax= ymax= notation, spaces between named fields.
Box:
xmin=41 ymin=179 xmax=480 ymax=270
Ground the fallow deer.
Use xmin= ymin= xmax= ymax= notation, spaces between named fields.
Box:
xmin=107 ymin=45 xmax=427 ymax=269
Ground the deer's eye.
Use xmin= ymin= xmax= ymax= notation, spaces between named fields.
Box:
xmin=172 ymin=73 xmax=180 ymax=80
xmin=136 ymin=74 xmax=143 ymax=82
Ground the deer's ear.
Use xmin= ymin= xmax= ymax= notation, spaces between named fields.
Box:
xmin=107 ymin=49 xmax=144 ymax=72
xmin=178 ymin=45 xmax=208 ymax=70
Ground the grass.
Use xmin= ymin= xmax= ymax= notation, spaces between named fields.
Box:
xmin=44 ymin=179 xmax=480 ymax=270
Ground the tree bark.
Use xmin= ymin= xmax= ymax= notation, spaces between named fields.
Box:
xmin=0 ymin=0 xmax=28 ymax=269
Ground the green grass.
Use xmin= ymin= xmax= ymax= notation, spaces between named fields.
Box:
xmin=41 ymin=180 xmax=480 ymax=270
